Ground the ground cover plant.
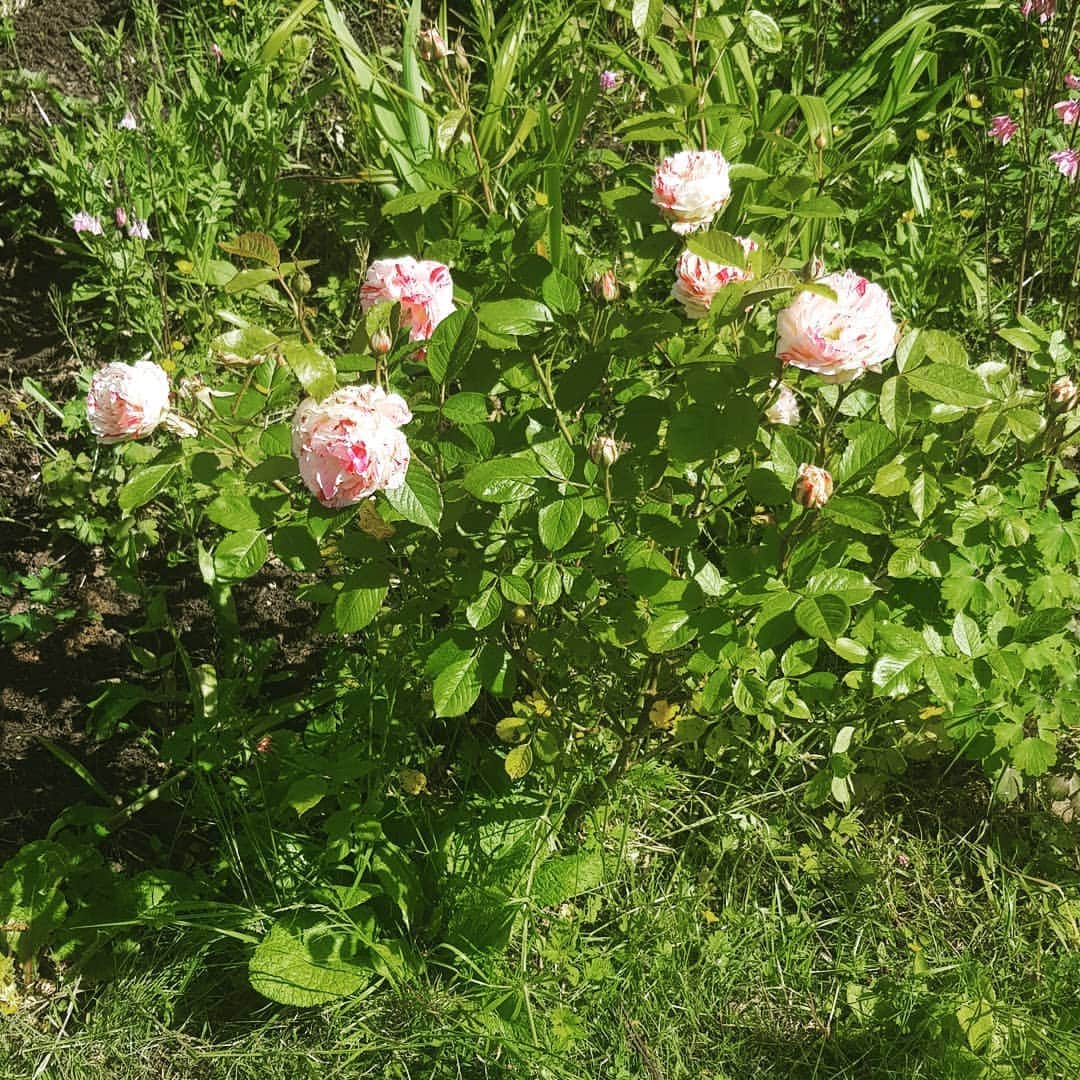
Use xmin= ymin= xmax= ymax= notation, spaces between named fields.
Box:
xmin=1 ymin=0 xmax=1078 ymax=1076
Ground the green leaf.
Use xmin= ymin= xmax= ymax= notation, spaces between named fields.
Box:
xmin=213 ymin=530 xmax=269 ymax=580
xmin=284 ymin=777 xmax=328 ymax=817
xmin=996 ymin=328 xmax=1042 ymax=353
xmin=466 ymin=579 xmax=503 ymax=630
xmin=219 ymin=231 xmax=280 ymax=267
xmin=834 ymin=423 xmax=895 ymax=485
xmin=1011 ymin=737 xmax=1056 ymax=776
xmin=463 ymin=457 xmax=545 ymax=502
xmin=433 ymin=654 xmax=481 ymax=717
xmin=0 ymin=841 xmax=72 ymax=961
xmin=427 ymin=309 xmax=477 ymax=385
xmin=442 ymin=392 xmax=490 ymax=424
xmin=281 ymin=339 xmax=336 ymax=399
xmin=685 ymin=230 xmax=750 ymax=268
xmin=541 ymin=269 xmax=581 ymax=316
xmin=206 ymin=493 xmax=260 ymax=532
xmin=534 ymin=562 xmax=563 ymax=607
xmin=531 ymin=851 xmax=605 ymax=906
xmin=631 ymin=0 xmax=662 ymax=39
xmin=538 ymin=496 xmax=583 ymax=552
xmin=383 ymin=460 xmax=442 ymax=531
xmin=644 ymin=610 xmax=696 ymax=654
xmin=334 ymin=570 xmax=388 ymax=633
xmin=879 ymin=377 xmax=911 ymax=434
xmin=823 ymin=496 xmax=887 ymax=534
xmin=381 ymin=190 xmax=446 ymax=216
xmin=504 ymin=743 xmax=534 ymax=780
xmin=118 ymin=462 xmax=179 ymax=512
xmin=872 ymin=648 xmax=924 ymax=698
xmin=477 ymin=299 xmax=553 ymax=336
xmin=904 ymin=363 xmax=992 ymax=408
xmin=805 ymin=569 xmax=877 ymax=605
xmin=952 ymin=610 xmax=981 ymax=658
xmin=908 ymin=155 xmax=930 ymax=215
xmin=1012 ymin=608 xmax=1070 ymax=643
xmin=224 ymin=267 xmax=280 ymax=294
xmin=274 ymin=525 xmax=321 ymax=571
xmin=909 ymin=472 xmax=940 ymax=522
xmin=249 ymin=914 xmax=370 ymax=1007
xmin=210 ymin=325 xmax=280 ymax=361
xmin=795 ymin=594 xmax=850 ymax=641
xmin=745 ymin=9 xmax=783 ymax=53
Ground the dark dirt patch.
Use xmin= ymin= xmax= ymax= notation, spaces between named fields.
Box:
xmin=10 ymin=0 xmax=128 ymax=101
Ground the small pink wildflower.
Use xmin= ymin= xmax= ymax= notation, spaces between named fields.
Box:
xmin=114 ymin=207 xmax=127 ymax=229
xmin=1065 ymin=74 xmax=1080 ymax=90
xmin=210 ymin=43 xmax=223 ymax=64
xmin=1021 ymin=0 xmax=1056 ymax=22
xmin=72 ymin=211 xmax=103 ymax=236
xmin=987 ymin=115 xmax=1019 ymax=145
xmin=118 ymin=110 xmax=138 ymax=131
xmin=599 ymin=69 xmax=619 ymax=92
xmin=127 ymin=219 xmax=151 ymax=240
xmin=1054 ymin=99 xmax=1080 ymax=124
xmin=1050 ymin=148 xmax=1080 ymax=178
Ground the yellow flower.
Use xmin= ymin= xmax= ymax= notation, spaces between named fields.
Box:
xmin=958 ymin=208 xmax=974 ymax=220
xmin=916 ymin=128 xmax=931 ymax=142
xmin=1041 ymin=36 xmax=1050 ymax=49
xmin=1013 ymin=87 xmax=1027 ymax=100
xmin=161 ymin=357 xmax=176 ymax=373
xmin=0 ymin=409 xmax=10 ymax=428
xmin=525 ymin=691 xmax=551 ymax=717
xmin=649 ymin=698 xmax=679 ymax=731
xmin=900 ymin=209 xmax=916 ymax=223
xmin=832 ymin=125 xmax=843 ymax=137
xmin=175 ymin=258 xmax=194 ymax=275
xmin=964 ymin=93 xmax=982 ymax=109
xmin=534 ymin=190 xmax=549 ymax=207
xmin=944 ymin=146 xmax=957 ymax=159
xmin=399 ymin=768 xmax=428 ymax=795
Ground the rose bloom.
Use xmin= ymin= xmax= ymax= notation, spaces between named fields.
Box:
xmin=987 ymin=115 xmax=1019 ymax=145
xmin=776 ymin=270 xmax=898 ymax=384
xmin=291 ymin=384 xmax=412 ymax=508
xmin=1066 ymin=75 xmax=1080 ymax=90
xmin=671 ymin=238 xmax=757 ymax=318
xmin=86 ymin=360 xmax=171 ymax=443
xmin=765 ymin=382 xmax=800 ymax=426
xmin=360 ymin=257 xmax=456 ymax=345
xmin=651 ymin=150 xmax=731 ymax=235
xmin=1049 ymin=374 xmax=1078 ymax=412
xmin=793 ymin=464 xmax=833 ymax=509
xmin=1054 ymin=99 xmax=1080 ymax=124
xmin=1050 ymin=148 xmax=1080 ymax=179
xmin=1021 ymin=0 xmax=1056 ymax=22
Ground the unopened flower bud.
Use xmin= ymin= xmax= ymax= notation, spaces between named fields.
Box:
xmin=793 ymin=463 xmax=833 ymax=509
xmin=589 ymin=435 xmax=619 ymax=468
xmin=454 ymin=44 xmax=470 ymax=74
xmin=293 ymin=270 xmax=312 ymax=296
xmin=594 ymin=269 xmax=619 ymax=302
xmin=114 ymin=207 xmax=127 ymax=229
xmin=1049 ymin=374 xmax=1078 ymax=414
xmin=370 ymin=326 xmax=393 ymax=355
xmin=418 ymin=27 xmax=449 ymax=61
xmin=802 ymin=255 xmax=826 ymax=281
xmin=399 ymin=767 xmax=428 ymax=794
xmin=814 ymin=132 xmax=828 ymax=150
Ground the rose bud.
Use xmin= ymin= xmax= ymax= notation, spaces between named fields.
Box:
xmin=793 ymin=463 xmax=834 ymax=509
xmin=370 ymin=326 xmax=393 ymax=355
xmin=777 ymin=270 xmax=898 ymax=384
xmin=418 ymin=27 xmax=449 ymax=61
xmin=764 ymin=382 xmax=800 ymax=426
xmin=86 ymin=360 xmax=171 ymax=443
xmin=255 ymin=735 xmax=273 ymax=754
xmin=594 ymin=269 xmax=619 ymax=302
xmin=589 ymin=435 xmax=620 ymax=468
xmin=1049 ymin=374 xmax=1078 ymax=413
xmin=292 ymin=384 xmax=412 ymax=509
xmin=651 ymin=149 xmax=731 ymax=235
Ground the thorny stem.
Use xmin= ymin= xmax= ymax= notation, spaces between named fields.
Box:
xmin=436 ymin=65 xmax=496 ymax=215
xmin=530 ymin=353 xmax=576 ymax=448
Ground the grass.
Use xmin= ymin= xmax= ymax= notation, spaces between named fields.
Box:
xmin=3 ymin=763 xmax=1078 ymax=1080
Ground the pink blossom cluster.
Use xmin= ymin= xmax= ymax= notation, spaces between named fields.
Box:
xmin=1020 ymin=0 xmax=1056 ymax=23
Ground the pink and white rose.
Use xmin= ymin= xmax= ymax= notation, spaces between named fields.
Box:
xmin=651 ymin=150 xmax=731 ymax=235
xmin=291 ymin=385 xmax=412 ymax=509
xmin=776 ymin=270 xmax=898 ymax=384
xmin=1049 ymin=374 xmax=1078 ymax=413
xmin=86 ymin=360 xmax=171 ymax=443
xmin=793 ymin=464 xmax=833 ymax=509
xmin=360 ymin=257 xmax=456 ymax=346
xmin=765 ymin=382 xmax=800 ymax=426
xmin=671 ymin=237 xmax=757 ymax=318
